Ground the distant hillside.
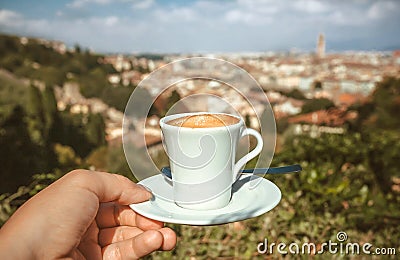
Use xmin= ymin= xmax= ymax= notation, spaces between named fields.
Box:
xmin=0 ymin=33 xmax=135 ymax=111
xmin=0 ymin=69 xmax=29 ymax=120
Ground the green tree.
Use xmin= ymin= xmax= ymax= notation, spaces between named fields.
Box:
xmin=1 ymin=55 xmax=23 ymax=72
xmin=62 ymin=59 xmax=87 ymax=75
xmin=0 ymin=106 xmax=45 ymax=193
xmin=41 ymin=85 xmax=58 ymax=139
xmin=24 ymin=42 xmax=64 ymax=66
xmin=285 ymin=88 xmax=306 ymax=100
xmin=348 ymin=102 xmax=375 ymax=132
xmin=51 ymin=112 xmax=105 ymax=158
xmin=0 ymin=35 xmax=19 ymax=56
xmin=85 ymin=113 xmax=106 ymax=147
xmin=33 ymin=66 xmax=65 ymax=86
xmin=102 ymin=63 xmax=117 ymax=74
xmin=79 ymin=68 xmax=109 ymax=98
xmin=26 ymin=85 xmax=45 ymax=144
xmin=0 ymin=70 xmax=28 ymax=110
xmin=53 ymin=143 xmax=81 ymax=171
xmin=101 ymin=85 xmax=136 ymax=112
xmin=53 ymin=113 xmax=88 ymax=157
xmin=364 ymin=130 xmax=400 ymax=194
xmin=301 ymin=98 xmax=335 ymax=114
xmin=349 ymin=77 xmax=400 ymax=131
xmin=370 ymin=77 xmax=400 ymax=129
xmin=74 ymin=44 xmax=81 ymax=54
xmin=276 ymin=128 xmax=399 ymax=222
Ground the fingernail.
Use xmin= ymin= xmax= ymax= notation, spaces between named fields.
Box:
xmin=138 ymin=184 xmax=154 ymax=200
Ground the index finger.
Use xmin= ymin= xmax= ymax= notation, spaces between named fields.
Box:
xmin=60 ymin=170 xmax=152 ymax=205
xmin=96 ymin=203 xmax=164 ymax=230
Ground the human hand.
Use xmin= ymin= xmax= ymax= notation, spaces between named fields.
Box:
xmin=0 ymin=170 xmax=176 ymax=259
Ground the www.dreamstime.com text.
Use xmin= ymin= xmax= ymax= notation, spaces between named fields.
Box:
xmin=257 ymin=231 xmax=397 ymax=256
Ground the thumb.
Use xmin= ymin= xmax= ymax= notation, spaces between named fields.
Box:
xmin=61 ymin=170 xmax=152 ymax=204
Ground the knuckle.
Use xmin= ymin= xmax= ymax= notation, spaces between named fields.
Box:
xmin=63 ymin=169 xmax=99 ymax=194
xmin=116 ymin=228 xmax=125 ymax=242
xmin=66 ymin=169 xmax=91 ymax=181
xmin=103 ymin=245 xmax=122 ymax=260
xmin=114 ymin=174 xmax=132 ymax=184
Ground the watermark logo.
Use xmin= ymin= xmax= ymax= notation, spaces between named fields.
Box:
xmin=257 ymin=231 xmax=397 ymax=256
xmin=336 ymin=231 xmax=347 ymax=242
xmin=123 ymin=57 xmax=277 ymax=184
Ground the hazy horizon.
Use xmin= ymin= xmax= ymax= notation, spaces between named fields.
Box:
xmin=1 ymin=0 xmax=400 ymax=53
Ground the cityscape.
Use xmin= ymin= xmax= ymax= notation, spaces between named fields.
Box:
xmin=43 ymin=34 xmax=400 ymax=150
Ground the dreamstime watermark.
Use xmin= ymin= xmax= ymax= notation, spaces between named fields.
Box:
xmin=123 ymin=57 xmax=277 ymax=187
xmin=257 ymin=231 xmax=397 ymax=256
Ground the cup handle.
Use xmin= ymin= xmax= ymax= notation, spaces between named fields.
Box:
xmin=233 ymin=128 xmax=263 ymax=182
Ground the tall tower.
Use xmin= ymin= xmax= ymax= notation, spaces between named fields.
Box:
xmin=316 ymin=33 xmax=325 ymax=58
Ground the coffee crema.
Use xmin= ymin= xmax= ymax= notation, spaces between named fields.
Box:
xmin=166 ymin=114 xmax=239 ymax=128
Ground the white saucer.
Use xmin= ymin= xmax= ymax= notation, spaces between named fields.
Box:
xmin=130 ymin=174 xmax=281 ymax=225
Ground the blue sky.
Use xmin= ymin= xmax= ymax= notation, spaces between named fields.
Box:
xmin=0 ymin=0 xmax=399 ymax=53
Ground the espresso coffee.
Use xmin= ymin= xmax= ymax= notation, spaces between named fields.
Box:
xmin=166 ymin=114 xmax=239 ymax=128
xmin=160 ymin=112 xmax=263 ymax=210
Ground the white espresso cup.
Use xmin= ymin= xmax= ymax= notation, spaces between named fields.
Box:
xmin=160 ymin=112 xmax=263 ymax=210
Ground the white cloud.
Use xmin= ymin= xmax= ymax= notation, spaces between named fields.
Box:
xmin=237 ymin=0 xmax=275 ymax=9
xmin=367 ymin=0 xmax=400 ymax=19
xmin=104 ymin=16 xmax=119 ymax=26
xmin=0 ymin=10 xmax=126 ymax=49
xmin=224 ymin=9 xmax=248 ymax=23
xmin=237 ymin=0 xmax=280 ymax=14
xmin=326 ymin=10 xmax=365 ymax=26
xmin=0 ymin=9 xmax=23 ymax=27
xmin=153 ymin=7 xmax=199 ymax=23
xmin=194 ymin=0 xmax=226 ymax=9
xmin=67 ymin=0 xmax=155 ymax=10
xmin=0 ymin=10 xmax=119 ymax=30
xmin=222 ymin=0 xmax=278 ymax=25
xmin=132 ymin=0 xmax=154 ymax=10
xmin=224 ymin=9 xmax=272 ymax=25
xmin=67 ymin=0 xmax=112 ymax=9
xmin=293 ymin=0 xmax=329 ymax=13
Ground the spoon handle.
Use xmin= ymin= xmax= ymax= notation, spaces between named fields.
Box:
xmin=241 ymin=164 xmax=302 ymax=175
xmin=161 ymin=164 xmax=302 ymax=179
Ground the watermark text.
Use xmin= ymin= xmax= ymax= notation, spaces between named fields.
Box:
xmin=257 ymin=231 xmax=397 ymax=256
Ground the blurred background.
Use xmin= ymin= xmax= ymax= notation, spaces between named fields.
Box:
xmin=0 ymin=0 xmax=399 ymax=258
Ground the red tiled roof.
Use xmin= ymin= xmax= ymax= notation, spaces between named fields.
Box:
xmin=288 ymin=108 xmax=357 ymax=127
xmin=145 ymin=134 xmax=162 ymax=147
xmin=338 ymin=93 xmax=363 ymax=106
